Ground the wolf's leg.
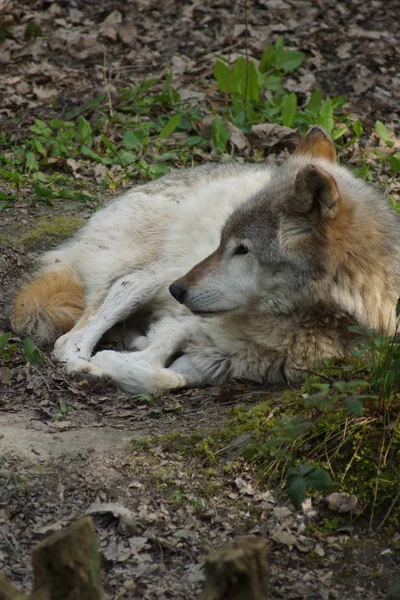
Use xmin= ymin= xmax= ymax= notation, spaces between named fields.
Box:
xmin=82 ymin=315 xmax=203 ymax=393
xmin=88 ymin=350 xmax=206 ymax=394
xmin=53 ymin=270 xmax=164 ymax=373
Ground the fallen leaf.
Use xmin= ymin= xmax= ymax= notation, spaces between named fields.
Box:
xmin=86 ymin=502 xmax=138 ymax=533
xmin=33 ymin=84 xmax=58 ymax=100
xmin=325 ymin=492 xmax=362 ymax=515
xmin=0 ymin=367 xmax=13 ymax=386
xmin=248 ymin=123 xmax=300 ymax=151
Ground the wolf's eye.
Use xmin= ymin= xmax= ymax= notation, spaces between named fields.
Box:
xmin=234 ymin=243 xmax=249 ymax=256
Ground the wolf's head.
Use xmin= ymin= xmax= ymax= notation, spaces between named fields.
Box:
xmin=169 ymin=127 xmax=400 ymax=333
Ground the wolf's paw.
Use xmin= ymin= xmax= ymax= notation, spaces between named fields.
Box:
xmin=53 ymin=331 xmax=91 ymax=364
xmin=63 ymin=358 xmax=113 ymax=390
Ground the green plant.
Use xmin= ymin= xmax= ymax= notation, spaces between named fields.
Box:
xmin=55 ymin=400 xmax=69 ymax=420
xmin=385 ymin=577 xmax=400 ymax=600
xmin=212 ymin=37 xmax=348 ymax=139
xmin=23 ymin=338 xmax=44 ymax=366
xmin=0 ymin=332 xmax=17 ymax=359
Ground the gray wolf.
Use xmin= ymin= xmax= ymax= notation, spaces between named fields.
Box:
xmin=11 ymin=127 xmax=400 ymax=394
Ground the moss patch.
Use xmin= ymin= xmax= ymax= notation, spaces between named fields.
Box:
xmin=153 ymin=370 xmax=400 ymax=527
xmin=0 ymin=216 xmax=84 ymax=250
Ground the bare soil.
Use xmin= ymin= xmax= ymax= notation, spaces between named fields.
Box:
xmin=1 ymin=1 xmax=399 ymax=598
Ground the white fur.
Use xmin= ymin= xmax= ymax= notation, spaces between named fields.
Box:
xmin=50 ymin=168 xmax=274 ymax=391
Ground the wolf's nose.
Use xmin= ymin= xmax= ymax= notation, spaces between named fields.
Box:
xmin=169 ymin=281 xmax=187 ymax=304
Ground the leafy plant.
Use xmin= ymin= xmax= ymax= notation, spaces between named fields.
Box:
xmin=385 ymin=577 xmax=400 ymax=600
xmin=0 ymin=333 xmax=17 ymax=359
xmin=55 ymin=400 xmax=69 ymax=420
xmin=23 ymin=338 xmax=44 ymax=366
xmin=212 ymin=38 xmax=347 ymax=139
xmin=287 ymin=465 xmax=334 ymax=509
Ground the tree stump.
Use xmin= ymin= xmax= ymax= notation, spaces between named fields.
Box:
xmin=197 ymin=536 xmax=269 ymax=600
xmin=31 ymin=517 xmax=103 ymax=600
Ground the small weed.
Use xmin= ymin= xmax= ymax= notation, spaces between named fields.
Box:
xmin=23 ymin=338 xmax=44 ymax=366
xmin=0 ymin=333 xmax=44 ymax=367
xmin=55 ymin=400 xmax=69 ymax=421
xmin=0 ymin=333 xmax=18 ymax=359
xmin=131 ymin=393 xmax=154 ymax=404
xmin=385 ymin=577 xmax=400 ymax=600
xmin=170 ymin=490 xmax=183 ymax=505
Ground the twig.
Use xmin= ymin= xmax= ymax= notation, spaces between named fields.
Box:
xmin=378 ymin=486 xmax=400 ymax=530
xmin=103 ymin=52 xmax=114 ymax=117
xmin=369 ymin=432 xmax=386 ymax=529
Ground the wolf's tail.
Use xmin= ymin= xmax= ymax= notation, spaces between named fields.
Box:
xmin=11 ymin=267 xmax=85 ymax=346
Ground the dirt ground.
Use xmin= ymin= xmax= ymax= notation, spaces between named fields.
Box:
xmin=1 ymin=1 xmax=400 ymax=598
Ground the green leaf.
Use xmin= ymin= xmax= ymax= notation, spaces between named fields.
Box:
xmin=307 ymin=89 xmax=322 ymax=116
xmin=159 ymin=113 xmax=182 ymax=138
xmin=282 ymin=92 xmax=297 ymax=128
xmin=332 ymin=126 xmax=347 ymax=140
xmin=50 ymin=119 xmax=74 ymax=129
xmin=306 ymin=468 xmax=333 ymax=492
xmin=59 ymin=399 xmax=69 ymax=415
xmin=186 ymin=135 xmax=204 ymax=146
xmin=390 ymin=155 xmax=400 ymax=172
xmin=24 ymin=22 xmax=42 ymax=39
xmin=281 ymin=49 xmax=304 ymax=71
xmin=299 ymin=464 xmax=315 ymax=476
xmin=0 ymin=332 xmax=12 ymax=350
xmin=34 ymin=139 xmax=46 ymax=155
xmin=77 ymin=116 xmax=92 ymax=145
xmin=33 ymin=183 xmax=52 ymax=197
xmin=214 ymin=60 xmax=231 ymax=92
xmin=259 ymin=44 xmax=274 ymax=73
xmin=375 ymin=120 xmax=393 ymax=146
xmin=23 ymin=338 xmax=44 ymax=366
xmin=211 ymin=117 xmax=229 ymax=153
xmin=118 ymin=150 xmax=136 ymax=166
xmin=287 ymin=476 xmax=307 ymax=509
xmin=229 ymin=58 xmax=259 ymax=102
xmin=311 ymin=382 xmax=330 ymax=394
xmin=247 ymin=61 xmax=260 ymax=103
xmin=81 ymin=145 xmax=114 ymax=165
xmin=56 ymin=189 xmax=94 ymax=201
xmin=101 ymin=134 xmax=119 ymax=157
xmin=385 ymin=577 xmax=400 ymax=600
xmin=66 ymin=93 xmax=105 ymax=119
xmin=317 ymin=98 xmax=334 ymax=134
xmin=122 ymin=131 xmax=141 ymax=150
xmin=343 ymin=398 xmax=363 ymax=416
xmin=133 ymin=393 xmax=153 ymax=404
xmin=25 ymin=151 xmax=39 ymax=171
xmin=273 ymin=36 xmax=285 ymax=70
xmin=352 ymin=119 xmax=364 ymax=137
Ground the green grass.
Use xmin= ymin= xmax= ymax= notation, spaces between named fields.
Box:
xmin=1 ymin=38 xmax=399 ymax=211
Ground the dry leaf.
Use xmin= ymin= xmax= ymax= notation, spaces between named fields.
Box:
xmin=248 ymin=124 xmax=300 ymax=151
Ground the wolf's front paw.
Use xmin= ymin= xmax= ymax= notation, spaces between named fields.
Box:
xmin=54 ymin=331 xmax=90 ymax=361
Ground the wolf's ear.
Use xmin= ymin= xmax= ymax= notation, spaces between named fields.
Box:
xmin=295 ymin=126 xmax=336 ymax=162
xmin=292 ymin=164 xmax=340 ymax=219
xmin=280 ymin=165 xmax=340 ymax=249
